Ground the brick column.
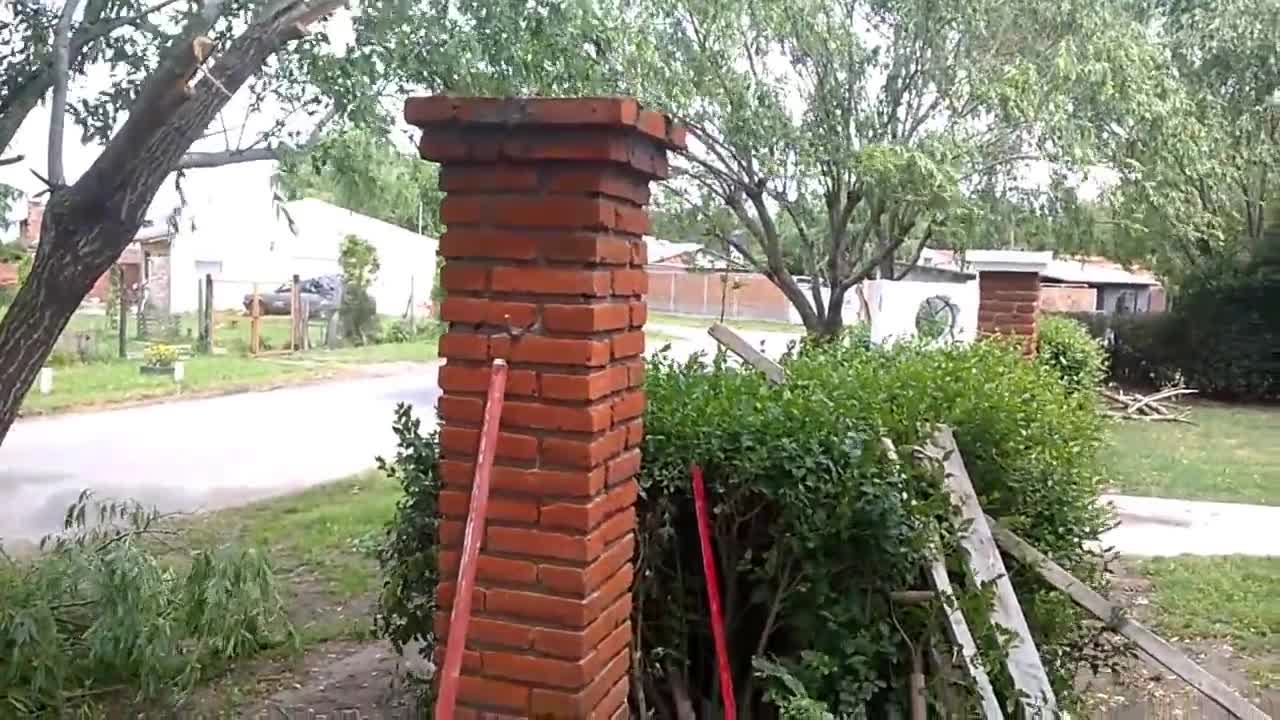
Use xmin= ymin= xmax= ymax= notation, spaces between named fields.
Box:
xmin=407 ymin=97 xmax=683 ymax=719
xmin=978 ymin=270 xmax=1042 ymax=353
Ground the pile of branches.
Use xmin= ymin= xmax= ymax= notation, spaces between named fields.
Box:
xmin=0 ymin=492 xmax=294 ymax=716
xmin=1101 ymin=386 xmax=1197 ymax=423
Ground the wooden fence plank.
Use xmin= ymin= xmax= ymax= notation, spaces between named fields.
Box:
xmin=989 ymin=520 xmax=1272 ymax=720
xmin=923 ymin=427 xmax=1059 ymax=717
xmin=708 ymin=323 xmax=785 ymax=384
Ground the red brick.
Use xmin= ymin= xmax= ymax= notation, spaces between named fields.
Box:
xmin=612 ymin=390 xmax=645 ymax=422
xmin=440 ymin=263 xmax=489 ymax=291
xmin=491 ymin=465 xmax=607 ymax=497
xmin=502 ymin=400 xmax=612 ymax=433
xmin=440 ymin=164 xmax=539 ymax=193
xmin=467 ymin=616 xmax=536 ymax=650
xmin=439 ymin=363 xmax=538 ymax=396
xmin=432 ymin=643 xmax=483 ymax=672
xmin=607 ymin=447 xmax=642 ymax=484
xmin=630 ymin=239 xmax=648 ymax=266
xmin=622 ymin=418 xmax=643 ymax=448
xmin=484 ymin=587 xmax=591 ymax=627
xmin=543 ymin=303 xmax=630 ymax=333
xmin=539 ymin=536 xmax=635 ymax=597
xmin=501 ymin=131 xmax=629 ymax=165
xmin=438 ymin=459 xmax=474 ymax=486
xmin=521 ymin=97 xmax=640 ymax=126
xmin=486 ymin=526 xmax=594 ymax=562
xmin=541 ymin=484 xmax=638 ymax=532
xmin=438 ymin=490 xmax=540 ymax=525
xmin=629 ymin=300 xmax=646 ymax=327
xmin=481 ymin=650 xmax=586 ymax=689
xmin=544 ymin=167 xmax=651 ymax=205
xmin=438 ymin=394 xmax=485 ymax=423
xmin=531 ymin=593 xmax=630 ymax=659
xmin=457 ymin=674 xmax=530 ymax=711
xmin=594 ymin=676 xmax=630 ymax=720
xmin=490 ymin=266 xmax=611 ymax=296
xmin=530 ymin=650 xmax=630 ymax=717
xmin=611 ymin=331 xmax=644 ymax=359
xmin=440 ymin=297 xmax=538 ymax=328
xmin=439 ymin=333 xmax=490 ymax=360
xmin=439 ymin=519 xmax=464 ymax=546
xmin=540 ymin=233 xmax=632 ymax=264
xmin=612 ymin=268 xmax=647 ymax=296
xmin=540 ymin=367 xmax=628 ymax=401
xmin=437 ymin=581 xmax=485 ymax=612
xmin=443 ymin=194 xmax=628 ymax=231
xmin=541 ymin=428 xmax=626 ymax=469
xmin=613 ymin=204 xmax=650 ymax=235
xmin=624 ymin=359 xmax=645 ymax=387
xmin=440 ymin=549 xmax=539 ymax=585
xmin=440 ymin=426 xmax=540 ymax=462
xmin=508 ymin=335 xmax=611 ymax=366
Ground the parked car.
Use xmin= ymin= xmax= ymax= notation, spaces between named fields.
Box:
xmin=243 ymin=275 xmax=356 ymax=318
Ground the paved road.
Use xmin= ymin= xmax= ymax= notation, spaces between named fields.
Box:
xmin=0 ymin=366 xmax=441 ymax=542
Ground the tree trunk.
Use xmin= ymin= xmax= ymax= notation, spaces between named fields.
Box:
xmin=0 ymin=201 xmax=114 ymax=439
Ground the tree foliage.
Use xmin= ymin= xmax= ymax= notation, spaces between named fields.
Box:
xmin=1088 ymin=0 xmax=1280 ymax=282
xmin=0 ymin=493 xmax=292 ymax=716
xmin=276 ymin=128 xmax=443 ymax=235
xmin=338 ymin=233 xmax=380 ymax=344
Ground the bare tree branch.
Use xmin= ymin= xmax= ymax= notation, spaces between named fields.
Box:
xmin=0 ymin=156 xmax=24 ymax=168
xmin=48 ymin=0 xmax=84 ymax=187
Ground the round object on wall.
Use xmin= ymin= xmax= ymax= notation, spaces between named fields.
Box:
xmin=915 ymin=295 xmax=958 ymax=341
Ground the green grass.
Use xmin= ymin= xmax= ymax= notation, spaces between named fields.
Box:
xmin=21 ymin=355 xmax=334 ymax=413
xmin=1141 ymin=556 xmax=1280 ymax=682
xmin=649 ymin=311 xmax=801 ymax=333
xmin=183 ymin=471 xmax=401 ymax=602
xmin=1103 ymin=403 xmax=1280 ymax=505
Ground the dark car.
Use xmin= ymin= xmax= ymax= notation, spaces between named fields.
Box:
xmin=243 ymin=275 xmax=356 ymax=318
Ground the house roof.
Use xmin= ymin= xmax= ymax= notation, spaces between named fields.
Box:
xmin=919 ymin=248 xmax=1160 ymax=287
xmin=645 ymin=237 xmax=708 ymax=265
xmin=1042 ymin=257 xmax=1161 ymax=286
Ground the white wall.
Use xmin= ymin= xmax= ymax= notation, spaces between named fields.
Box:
xmin=164 ymin=178 xmax=437 ymax=317
xmin=864 ymin=278 xmax=979 ymax=345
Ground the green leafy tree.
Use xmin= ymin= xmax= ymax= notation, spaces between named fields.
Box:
xmin=338 ymin=233 xmax=380 ymax=344
xmin=433 ymin=0 xmax=1165 ymax=337
xmin=1088 ymin=0 xmax=1280 ymax=282
xmin=276 ymin=128 xmax=443 ymax=235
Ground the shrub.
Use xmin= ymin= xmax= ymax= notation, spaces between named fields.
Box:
xmin=1036 ymin=315 xmax=1107 ymax=394
xmin=339 ymin=234 xmax=380 ymax=345
xmin=1057 ymin=265 xmax=1280 ymax=399
xmin=0 ymin=494 xmax=292 ymax=716
xmin=637 ymin=339 xmax=1111 ymax=716
xmin=373 ymin=404 xmax=440 ymax=683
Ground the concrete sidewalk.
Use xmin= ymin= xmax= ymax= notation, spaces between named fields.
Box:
xmin=1099 ymin=494 xmax=1280 ymax=557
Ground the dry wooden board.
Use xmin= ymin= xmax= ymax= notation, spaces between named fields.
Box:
xmin=708 ymin=323 xmax=785 ymax=384
xmin=882 ymin=438 xmax=1004 ymax=719
xmin=923 ymin=427 xmax=1059 ymax=717
xmin=989 ymin=520 xmax=1272 ymax=720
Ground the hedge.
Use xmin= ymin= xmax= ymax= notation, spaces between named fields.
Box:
xmin=1057 ymin=265 xmax=1279 ymax=400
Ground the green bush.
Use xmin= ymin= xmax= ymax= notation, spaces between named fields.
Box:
xmin=1058 ymin=265 xmax=1279 ymax=399
xmin=373 ymin=403 xmax=440 ymax=687
xmin=0 ymin=494 xmax=292 ymax=716
xmin=1037 ymin=315 xmax=1107 ymax=394
xmin=637 ymin=339 xmax=1111 ymax=716
xmin=372 ymin=339 xmax=1112 ymax=716
xmin=339 ymin=234 xmax=381 ymax=345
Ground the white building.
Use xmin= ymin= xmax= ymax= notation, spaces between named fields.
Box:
xmin=157 ymin=194 xmax=436 ymax=317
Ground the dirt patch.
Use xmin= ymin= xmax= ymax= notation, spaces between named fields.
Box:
xmin=1079 ymin=561 xmax=1280 ymax=719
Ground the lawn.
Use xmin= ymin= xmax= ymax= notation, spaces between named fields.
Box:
xmin=649 ymin=310 xmax=801 ymax=333
xmin=1103 ymin=403 xmax=1280 ymax=505
xmin=1139 ymin=556 xmax=1280 ymax=687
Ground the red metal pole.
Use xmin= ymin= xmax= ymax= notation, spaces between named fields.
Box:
xmin=692 ymin=463 xmax=737 ymax=720
xmin=434 ymin=358 xmax=508 ymax=720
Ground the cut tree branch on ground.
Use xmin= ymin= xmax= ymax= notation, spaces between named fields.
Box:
xmin=1101 ymin=386 xmax=1196 ymax=423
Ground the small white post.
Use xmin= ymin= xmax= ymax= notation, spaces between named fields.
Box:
xmin=38 ymin=367 xmax=53 ymax=395
xmin=172 ymin=361 xmax=185 ymax=383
